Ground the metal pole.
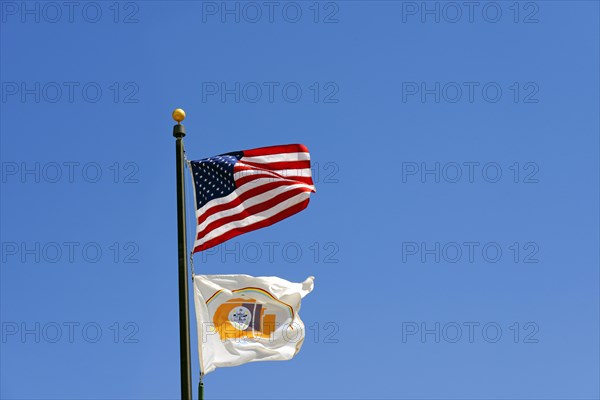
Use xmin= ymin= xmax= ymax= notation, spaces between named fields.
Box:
xmin=173 ymin=109 xmax=192 ymax=400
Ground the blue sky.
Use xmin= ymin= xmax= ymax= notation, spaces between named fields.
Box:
xmin=1 ymin=1 xmax=599 ymax=399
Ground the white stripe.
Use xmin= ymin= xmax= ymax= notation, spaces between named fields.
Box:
xmin=195 ymin=191 xmax=311 ymax=248
xmin=196 ymin=177 xmax=314 ymax=218
xmin=234 ymin=167 xmax=313 ymax=181
xmin=241 ymin=152 xmax=310 ymax=164
xmin=196 ymin=183 xmax=312 ymax=233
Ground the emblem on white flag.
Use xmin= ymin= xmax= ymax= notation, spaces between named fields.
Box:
xmin=193 ymin=274 xmax=314 ymax=375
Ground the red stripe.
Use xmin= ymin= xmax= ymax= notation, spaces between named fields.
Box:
xmin=237 ymin=160 xmax=311 ymax=170
xmin=193 ymin=198 xmax=311 ymax=252
xmin=233 ymin=164 xmax=258 ymax=172
xmin=197 ymin=180 xmax=296 ymax=226
xmin=234 ymin=167 xmax=309 ymax=183
xmin=243 ymin=144 xmax=309 ymax=157
xmin=236 ymin=173 xmax=314 ymax=188
xmin=197 ymin=187 xmax=313 ymax=240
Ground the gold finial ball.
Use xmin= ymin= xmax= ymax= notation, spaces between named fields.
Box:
xmin=172 ymin=108 xmax=186 ymax=123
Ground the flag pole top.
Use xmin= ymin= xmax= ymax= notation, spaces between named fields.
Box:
xmin=172 ymin=108 xmax=186 ymax=138
xmin=172 ymin=108 xmax=186 ymax=123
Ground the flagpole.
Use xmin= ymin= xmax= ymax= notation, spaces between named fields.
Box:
xmin=172 ymin=108 xmax=192 ymax=400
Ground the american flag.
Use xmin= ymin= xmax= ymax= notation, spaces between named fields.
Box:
xmin=189 ymin=144 xmax=316 ymax=253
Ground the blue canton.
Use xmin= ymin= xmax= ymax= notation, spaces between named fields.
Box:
xmin=190 ymin=152 xmax=243 ymax=209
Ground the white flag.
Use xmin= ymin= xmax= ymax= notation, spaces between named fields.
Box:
xmin=193 ymin=274 xmax=314 ymax=375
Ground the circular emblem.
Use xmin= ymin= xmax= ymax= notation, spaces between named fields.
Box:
xmin=228 ymin=306 xmax=252 ymax=331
